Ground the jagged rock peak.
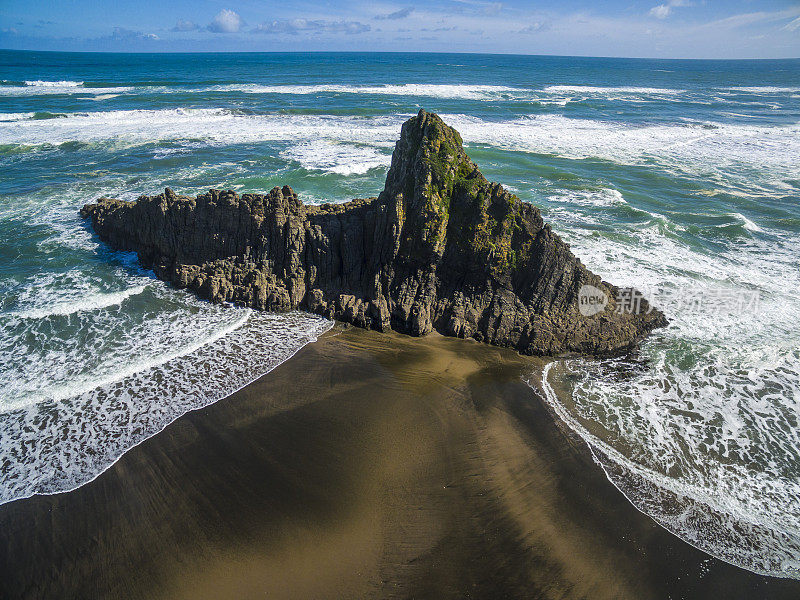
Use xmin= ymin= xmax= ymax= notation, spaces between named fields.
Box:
xmin=80 ymin=109 xmax=667 ymax=355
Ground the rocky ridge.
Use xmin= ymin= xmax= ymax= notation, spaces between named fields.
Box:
xmin=81 ymin=110 xmax=667 ymax=355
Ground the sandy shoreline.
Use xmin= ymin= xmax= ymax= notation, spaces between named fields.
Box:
xmin=1 ymin=325 xmax=798 ymax=599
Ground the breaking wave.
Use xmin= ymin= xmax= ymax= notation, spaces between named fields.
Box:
xmin=532 ymin=187 xmax=800 ymax=578
xmin=0 ymin=109 xmax=797 ymax=193
xmin=0 ymin=303 xmax=331 ymax=504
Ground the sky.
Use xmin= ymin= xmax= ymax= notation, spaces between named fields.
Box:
xmin=1 ymin=1 xmax=799 ymax=58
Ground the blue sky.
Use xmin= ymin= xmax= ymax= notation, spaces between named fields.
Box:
xmin=1 ymin=1 xmax=799 ymax=58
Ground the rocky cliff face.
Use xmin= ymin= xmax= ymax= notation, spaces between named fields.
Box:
xmin=81 ymin=110 xmax=666 ymax=355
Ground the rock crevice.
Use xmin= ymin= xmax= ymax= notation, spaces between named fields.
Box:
xmin=81 ymin=110 xmax=666 ymax=355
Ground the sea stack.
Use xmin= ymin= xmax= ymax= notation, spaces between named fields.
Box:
xmin=80 ymin=109 xmax=666 ymax=355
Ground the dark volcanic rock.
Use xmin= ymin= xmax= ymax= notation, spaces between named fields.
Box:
xmin=80 ymin=110 xmax=667 ymax=355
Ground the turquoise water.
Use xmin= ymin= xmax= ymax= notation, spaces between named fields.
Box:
xmin=1 ymin=50 xmax=799 ymax=577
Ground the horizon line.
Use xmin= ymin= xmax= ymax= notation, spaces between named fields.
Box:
xmin=2 ymin=48 xmax=799 ymax=61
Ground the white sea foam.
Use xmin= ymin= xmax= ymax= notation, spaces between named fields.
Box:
xmin=0 ymin=81 xmax=133 ymax=96
xmin=89 ymin=93 xmax=121 ymax=101
xmin=9 ymin=284 xmax=148 ymax=320
xmin=1 ymin=110 xmax=798 ymax=196
xmin=0 ymin=109 xmax=401 ymax=147
xmin=0 ymin=81 xmax=693 ymax=102
xmin=531 ymin=187 xmax=800 ymax=578
xmin=0 ymin=82 xmax=534 ymax=101
xmin=0 ymin=294 xmax=331 ymax=504
xmin=180 ymin=83 xmax=685 ymax=102
xmin=17 ymin=307 xmax=253 ymax=409
xmin=543 ymin=85 xmax=684 ymax=94
xmin=538 ymin=356 xmax=800 ymax=578
xmin=281 ymin=139 xmax=390 ymax=175
xmin=724 ymin=86 xmax=800 ymax=93
xmin=447 ymin=114 xmax=800 ymax=192
xmin=202 ymin=83 xmax=530 ymax=100
xmin=24 ymin=80 xmax=84 ymax=87
xmin=728 ymin=212 xmax=764 ymax=233
xmin=2 ymin=81 xmax=795 ymax=103
xmin=0 ymin=112 xmax=35 ymax=122
xmin=547 ymin=187 xmax=627 ymax=207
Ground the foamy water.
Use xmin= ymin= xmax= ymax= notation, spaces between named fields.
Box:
xmin=533 ymin=185 xmax=800 ymax=578
xmin=1 ymin=110 xmax=796 ymax=193
xmin=0 ymin=305 xmax=330 ymax=503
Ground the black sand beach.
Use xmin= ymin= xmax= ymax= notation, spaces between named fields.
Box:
xmin=1 ymin=326 xmax=798 ymax=599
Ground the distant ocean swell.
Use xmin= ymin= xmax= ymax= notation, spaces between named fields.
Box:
xmin=3 ymin=80 xmax=800 ymax=98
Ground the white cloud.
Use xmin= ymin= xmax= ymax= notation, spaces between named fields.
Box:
xmin=253 ymin=19 xmax=371 ymax=35
xmin=784 ymin=16 xmax=800 ymax=32
xmin=703 ymin=7 xmax=800 ymax=31
xmin=650 ymin=5 xmax=671 ymax=19
xmin=650 ymin=0 xmax=692 ymax=20
xmin=208 ymin=9 xmax=242 ymax=33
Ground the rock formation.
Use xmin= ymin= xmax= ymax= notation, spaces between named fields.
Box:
xmin=81 ymin=109 xmax=667 ymax=355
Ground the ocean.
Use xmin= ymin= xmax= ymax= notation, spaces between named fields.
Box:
xmin=0 ymin=50 xmax=798 ymax=578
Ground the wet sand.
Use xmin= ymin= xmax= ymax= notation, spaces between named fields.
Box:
xmin=1 ymin=325 xmax=798 ymax=599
